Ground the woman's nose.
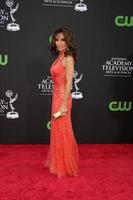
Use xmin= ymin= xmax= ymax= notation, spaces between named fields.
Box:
xmin=58 ymin=40 xmax=61 ymax=45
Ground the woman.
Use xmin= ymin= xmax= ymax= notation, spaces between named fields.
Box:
xmin=45 ymin=27 xmax=79 ymax=177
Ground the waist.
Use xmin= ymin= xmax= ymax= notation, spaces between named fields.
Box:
xmin=53 ymin=87 xmax=72 ymax=98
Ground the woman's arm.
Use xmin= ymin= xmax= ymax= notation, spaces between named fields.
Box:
xmin=60 ymin=55 xmax=74 ymax=114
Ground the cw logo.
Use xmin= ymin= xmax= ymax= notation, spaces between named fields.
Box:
xmin=115 ymin=16 xmax=133 ymax=27
xmin=47 ymin=121 xmax=51 ymax=130
xmin=109 ymin=101 xmax=132 ymax=111
xmin=0 ymin=55 xmax=8 ymax=66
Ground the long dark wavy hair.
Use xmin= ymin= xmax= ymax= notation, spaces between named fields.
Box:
xmin=51 ymin=26 xmax=77 ymax=61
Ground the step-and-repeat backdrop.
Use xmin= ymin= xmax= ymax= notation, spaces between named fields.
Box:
xmin=0 ymin=0 xmax=133 ymax=143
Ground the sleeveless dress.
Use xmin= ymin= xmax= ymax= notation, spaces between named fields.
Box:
xmin=44 ymin=55 xmax=79 ymax=177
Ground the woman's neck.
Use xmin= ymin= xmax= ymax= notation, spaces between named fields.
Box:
xmin=59 ymin=50 xmax=65 ymax=57
xmin=58 ymin=53 xmax=64 ymax=58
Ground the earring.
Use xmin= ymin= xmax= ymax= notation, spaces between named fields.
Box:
xmin=67 ymin=47 xmax=70 ymax=52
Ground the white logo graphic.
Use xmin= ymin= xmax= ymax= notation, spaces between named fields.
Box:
xmin=5 ymin=90 xmax=19 ymax=119
xmin=102 ymin=57 xmax=133 ymax=78
xmin=42 ymin=0 xmax=87 ymax=11
xmin=6 ymin=0 xmax=20 ymax=31
xmin=0 ymin=99 xmax=8 ymax=115
xmin=0 ymin=9 xmax=9 ymax=26
xmin=74 ymin=0 xmax=87 ymax=12
xmin=42 ymin=0 xmax=73 ymax=7
xmin=72 ymin=70 xmax=83 ymax=99
xmin=0 ymin=90 xmax=19 ymax=119
xmin=37 ymin=76 xmax=53 ymax=95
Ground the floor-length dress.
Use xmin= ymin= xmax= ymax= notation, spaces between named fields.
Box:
xmin=45 ymin=55 xmax=79 ymax=177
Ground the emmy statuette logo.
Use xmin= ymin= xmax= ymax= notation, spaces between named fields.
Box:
xmin=74 ymin=0 xmax=87 ymax=12
xmin=5 ymin=90 xmax=19 ymax=119
xmin=72 ymin=70 xmax=83 ymax=99
xmin=6 ymin=0 xmax=20 ymax=31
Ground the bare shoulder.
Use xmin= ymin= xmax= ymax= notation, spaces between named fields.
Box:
xmin=65 ymin=55 xmax=74 ymax=63
xmin=63 ymin=55 xmax=74 ymax=67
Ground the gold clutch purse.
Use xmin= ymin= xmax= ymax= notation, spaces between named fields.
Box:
xmin=53 ymin=109 xmax=67 ymax=119
xmin=53 ymin=111 xmax=62 ymax=119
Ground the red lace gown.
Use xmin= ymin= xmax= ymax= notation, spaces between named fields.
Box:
xmin=44 ymin=56 xmax=79 ymax=177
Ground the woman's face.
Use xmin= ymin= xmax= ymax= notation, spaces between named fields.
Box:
xmin=55 ymin=32 xmax=68 ymax=53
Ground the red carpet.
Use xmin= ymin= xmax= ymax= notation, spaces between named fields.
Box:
xmin=0 ymin=144 xmax=133 ymax=200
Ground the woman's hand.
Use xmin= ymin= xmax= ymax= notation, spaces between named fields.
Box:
xmin=59 ymin=105 xmax=67 ymax=116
